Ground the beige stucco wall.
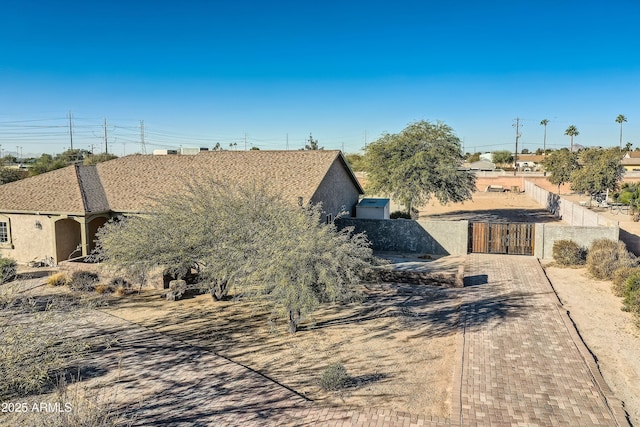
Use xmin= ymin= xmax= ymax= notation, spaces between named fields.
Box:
xmin=0 ymin=213 xmax=55 ymax=264
xmin=311 ymin=159 xmax=361 ymax=218
xmin=0 ymin=213 xmax=112 ymax=264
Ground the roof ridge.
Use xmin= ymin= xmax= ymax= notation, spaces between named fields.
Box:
xmin=75 ymin=164 xmax=110 ymax=213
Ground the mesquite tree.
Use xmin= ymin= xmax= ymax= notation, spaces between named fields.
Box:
xmin=364 ymin=120 xmax=476 ymax=216
xmin=94 ymin=180 xmax=378 ymax=333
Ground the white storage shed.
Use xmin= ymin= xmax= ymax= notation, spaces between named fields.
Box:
xmin=356 ymin=198 xmax=390 ymax=219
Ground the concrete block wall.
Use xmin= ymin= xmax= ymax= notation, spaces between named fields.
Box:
xmin=336 ymin=218 xmax=468 ymax=255
xmin=524 ymin=180 xmax=617 ymax=227
xmin=534 ymin=223 xmax=620 ymax=259
xmin=338 ymin=212 xmax=620 ymax=261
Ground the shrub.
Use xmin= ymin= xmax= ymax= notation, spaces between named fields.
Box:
xmin=110 ymin=277 xmax=133 ymax=296
xmin=94 ymin=284 xmax=115 ymax=294
xmin=319 ymin=363 xmax=350 ymax=391
xmin=586 ymin=239 xmax=636 ymax=280
xmin=390 ymin=211 xmax=411 ymax=219
xmin=552 ymin=240 xmax=587 ymax=267
xmin=612 ymin=267 xmax=640 ymax=297
xmin=47 ymin=272 xmax=71 ymax=287
xmin=0 ymin=256 xmax=17 ymax=284
xmin=69 ymin=271 xmax=99 ymax=292
xmin=0 ymin=310 xmax=91 ymax=400
xmin=622 ymin=272 xmax=640 ymax=315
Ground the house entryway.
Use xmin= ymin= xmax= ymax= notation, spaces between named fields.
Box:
xmin=468 ymin=222 xmax=535 ymax=255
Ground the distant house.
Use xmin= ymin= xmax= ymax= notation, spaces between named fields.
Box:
xmin=515 ymin=154 xmax=545 ymax=171
xmin=479 ymin=153 xmax=494 ymax=162
xmin=469 ymin=160 xmax=496 ymax=171
xmin=622 ymin=151 xmax=640 ymax=171
xmin=0 ymin=150 xmax=363 ymax=264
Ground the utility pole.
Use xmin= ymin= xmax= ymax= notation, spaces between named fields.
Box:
xmin=68 ymin=111 xmax=74 ymax=151
xmin=140 ymin=120 xmax=146 ymax=154
xmin=513 ymin=117 xmax=521 ymax=176
xmin=104 ymin=118 xmax=109 ymax=154
xmin=244 ymin=133 xmax=247 ymax=151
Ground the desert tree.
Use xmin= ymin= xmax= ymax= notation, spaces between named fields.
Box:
xmin=491 ymin=150 xmax=513 ymax=165
xmin=570 ymin=148 xmax=625 ymax=198
xmin=564 ymin=125 xmax=579 ymax=152
xmin=344 ymin=153 xmax=366 ymax=171
xmin=303 ymin=133 xmax=323 ymax=150
xmin=93 ymin=180 xmax=378 ymax=332
xmin=250 ymin=202 xmax=375 ymax=332
xmin=616 ymin=114 xmax=627 ymax=149
xmin=543 ymin=149 xmax=578 ymax=195
xmin=83 ymin=152 xmax=118 ymax=165
xmin=0 ymin=167 xmax=26 ymax=184
xmin=364 ymin=120 xmax=476 ymax=216
xmin=466 ymin=152 xmax=481 ymax=162
xmin=28 ymin=154 xmax=67 ymax=176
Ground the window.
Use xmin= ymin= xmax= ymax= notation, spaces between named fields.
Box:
xmin=0 ymin=222 xmax=7 ymax=243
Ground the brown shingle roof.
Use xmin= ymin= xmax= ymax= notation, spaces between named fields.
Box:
xmin=76 ymin=165 xmax=110 ymax=212
xmin=621 ymin=157 xmax=640 ymax=165
xmin=516 ymin=154 xmax=545 ymax=163
xmin=0 ymin=150 xmax=362 ymax=214
xmin=0 ymin=166 xmax=87 ymax=214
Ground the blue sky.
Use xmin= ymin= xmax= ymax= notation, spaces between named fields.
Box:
xmin=1 ymin=0 xmax=639 ymax=157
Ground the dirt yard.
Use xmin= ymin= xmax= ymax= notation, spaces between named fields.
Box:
xmin=418 ymin=191 xmax=561 ymax=223
xmin=543 ymin=264 xmax=640 ymax=426
xmin=103 ymin=280 xmax=461 ymax=418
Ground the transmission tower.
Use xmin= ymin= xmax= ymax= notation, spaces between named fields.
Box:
xmin=140 ymin=120 xmax=146 ymax=154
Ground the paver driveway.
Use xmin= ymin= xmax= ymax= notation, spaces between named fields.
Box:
xmin=457 ymin=254 xmax=628 ymax=426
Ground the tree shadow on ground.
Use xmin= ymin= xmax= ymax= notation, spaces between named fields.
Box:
xmin=426 ymin=208 xmax=559 ymax=223
xmin=5 ymin=314 xmax=319 ymax=425
xmin=459 ymin=291 xmax=532 ymax=333
xmin=464 ymin=274 xmax=488 ymax=286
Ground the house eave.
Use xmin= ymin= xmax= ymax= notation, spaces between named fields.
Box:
xmin=336 ymin=152 xmax=365 ymax=195
xmin=0 ymin=209 xmax=110 ymax=217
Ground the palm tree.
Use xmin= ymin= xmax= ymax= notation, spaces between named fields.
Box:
xmin=616 ymin=114 xmax=627 ymax=149
xmin=565 ymin=125 xmax=579 ymax=152
xmin=540 ymin=119 xmax=549 ymax=154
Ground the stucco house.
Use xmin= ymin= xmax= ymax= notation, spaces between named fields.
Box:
xmin=0 ymin=150 xmax=363 ymax=264
xmin=622 ymin=151 xmax=640 ymax=172
xmin=515 ymin=154 xmax=545 ymax=171
xmin=468 ymin=160 xmax=496 ymax=171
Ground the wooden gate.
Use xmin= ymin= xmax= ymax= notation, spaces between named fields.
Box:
xmin=468 ymin=222 xmax=535 ymax=255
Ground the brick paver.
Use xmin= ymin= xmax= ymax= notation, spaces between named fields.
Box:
xmin=457 ymin=254 xmax=628 ymax=426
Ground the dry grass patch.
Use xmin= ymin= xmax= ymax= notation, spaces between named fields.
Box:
xmin=47 ymin=272 xmax=71 ymax=287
